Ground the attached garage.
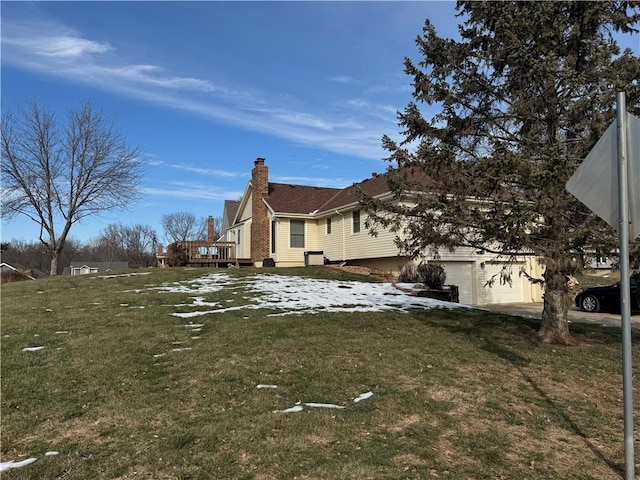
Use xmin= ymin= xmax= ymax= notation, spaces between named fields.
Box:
xmin=483 ymin=262 xmax=526 ymax=304
xmin=437 ymin=261 xmax=476 ymax=305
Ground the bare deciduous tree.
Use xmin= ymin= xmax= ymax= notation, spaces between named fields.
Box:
xmin=95 ymin=223 xmax=158 ymax=268
xmin=1 ymin=99 xmax=142 ymax=275
xmin=161 ymin=212 xmax=207 ymax=244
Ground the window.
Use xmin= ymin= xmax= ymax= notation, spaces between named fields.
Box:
xmin=352 ymin=210 xmax=361 ymax=233
xmin=271 ymin=220 xmax=276 ymax=254
xmin=237 ymin=229 xmax=241 ymax=245
xmin=326 ymin=217 xmax=332 ymax=235
xmin=290 ymin=220 xmax=305 ymax=248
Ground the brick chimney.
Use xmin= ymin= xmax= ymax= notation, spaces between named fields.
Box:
xmin=157 ymin=244 xmax=164 ymax=256
xmin=207 ymin=216 xmax=214 ymax=242
xmin=251 ymin=158 xmax=270 ymax=264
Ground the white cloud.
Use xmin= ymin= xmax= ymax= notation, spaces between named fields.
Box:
xmin=328 ymin=75 xmax=360 ymax=84
xmin=1 ymin=17 xmax=397 ymax=161
xmin=142 ymin=185 xmax=243 ymax=201
xmin=168 ymin=165 xmax=245 ymax=178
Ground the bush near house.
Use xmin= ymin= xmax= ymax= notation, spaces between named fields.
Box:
xmin=1 ymin=270 xmax=32 ymax=284
xmin=398 ymin=262 xmax=446 ymax=289
xmin=166 ymin=242 xmax=188 ymax=267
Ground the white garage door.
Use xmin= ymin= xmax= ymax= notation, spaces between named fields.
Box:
xmin=438 ymin=261 xmax=475 ymax=305
xmin=484 ymin=263 xmax=525 ymax=304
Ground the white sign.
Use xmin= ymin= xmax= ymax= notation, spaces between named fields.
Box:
xmin=566 ymin=113 xmax=640 ymax=238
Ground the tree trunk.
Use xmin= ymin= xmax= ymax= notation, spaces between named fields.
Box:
xmin=538 ymin=267 xmax=575 ymax=345
xmin=49 ymin=251 xmax=59 ymax=276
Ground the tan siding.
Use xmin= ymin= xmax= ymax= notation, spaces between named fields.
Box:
xmin=273 ymin=218 xmax=307 ymax=266
xmin=238 ymin=194 xmax=252 ymax=222
xmin=343 ymin=210 xmax=401 ymax=260
xmin=319 ymin=214 xmax=346 ymax=262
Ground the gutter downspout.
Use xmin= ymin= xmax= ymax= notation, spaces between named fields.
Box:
xmin=335 ymin=209 xmax=345 ymax=262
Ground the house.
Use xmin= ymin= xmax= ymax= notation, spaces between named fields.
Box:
xmin=64 ymin=261 xmax=129 ymax=276
xmin=1 ymin=262 xmax=37 ymax=280
xmin=219 ymin=158 xmax=544 ymax=305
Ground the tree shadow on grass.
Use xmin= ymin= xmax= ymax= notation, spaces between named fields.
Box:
xmin=480 ymin=339 xmax=624 ymax=477
xmin=412 ymin=309 xmax=626 ymax=476
xmin=418 ymin=306 xmax=639 ymax=346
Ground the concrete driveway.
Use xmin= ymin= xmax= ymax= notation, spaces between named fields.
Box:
xmin=477 ymin=302 xmax=640 ymax=330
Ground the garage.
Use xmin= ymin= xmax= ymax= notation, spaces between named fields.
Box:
xmin=437 ymin=261 xmax=476 ymax=305
xmin=483 ymin=262 xmax=526 ymax=304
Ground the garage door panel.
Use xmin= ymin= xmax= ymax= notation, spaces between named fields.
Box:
xmin=484 ymin=263 xmax=525 ymax=303
xmin=438 ymin=262 xmax=475 ymax=305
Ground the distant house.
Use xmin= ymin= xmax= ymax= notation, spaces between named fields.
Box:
xmin=0 ymin=262 xmax=49 ymax=280
xmin=1 ymin=262 xmax=35 ymax=280
xmin=218 ymin=158 xmax=544 ymax=306
xmin=64 ymin=261 xmax=129 ymax=276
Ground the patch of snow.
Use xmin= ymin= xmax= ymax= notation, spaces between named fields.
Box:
xmin=353 ymin=391 xmax=374 ymax=403
xmin=171 ymin=347 xmax=192 ymax=352
xmin=55 ymin=331 xmax=70 ymax=334
xmin=256 ymin=384 xmax=278 ymax=389
xmin=274 ymin=401 xmax=346 ymax=413
xmin=274 ymin=404 xmax=304 ymax=413
xmin=0 ymin=457 xmax=37 ymax=472
xmin=183 ymin=324 xmax=204 ymax=328
xmin=153 ymin=353 xmax=166 ymax=358
xmin=135 ymin=272 xmax=466 ymax=318
xmin=22 ymin=346 xmax=45 ymax=352
xmin=191 ymin=336 xmax=201 ymax=339
xmin=45 ymin=451 xmax=59 ymax=456
xmin=99 ymin=272 xmax=151 ymax=279
xmin=303 ymin=402 xmax=345 ymax=409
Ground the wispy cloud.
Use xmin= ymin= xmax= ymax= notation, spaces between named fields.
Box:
xmin=142 ymin=184 xmax=243 ymax=202
xmin=168 ymin=164 xmax=245 ymax=178
xmin=2 ymin=17 xmax=399 ymax=161
xmin=328 ymin=74 xmax=360 ymax=84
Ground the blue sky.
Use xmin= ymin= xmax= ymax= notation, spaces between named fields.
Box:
xmin=1 ymin=2 xmax=638 ymax=245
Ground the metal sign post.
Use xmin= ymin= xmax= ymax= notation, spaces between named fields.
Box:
xmin=567 ymin=92 xmax=638 ymax=480
xmin=616 ymin=92 xmax=634 ymax=480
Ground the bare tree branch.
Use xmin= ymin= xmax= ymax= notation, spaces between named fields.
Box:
xmin=1 ymin=98 xmax=142 ymax=275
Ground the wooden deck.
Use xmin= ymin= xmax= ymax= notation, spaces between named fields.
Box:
xmin=180 ymin=241 xmax=239 ymax=267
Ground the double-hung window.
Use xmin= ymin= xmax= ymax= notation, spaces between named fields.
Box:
xmin=352 ymin=210 xmax=361 ymax=234
xmin=290 ymin=220 xmax=305 ymax=248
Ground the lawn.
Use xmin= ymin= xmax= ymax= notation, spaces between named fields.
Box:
xmin=1 ymin=266 xmax=639 ymax=479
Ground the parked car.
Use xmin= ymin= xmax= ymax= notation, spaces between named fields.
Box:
xmin=574 ymin=274 xmax=640 ymax=313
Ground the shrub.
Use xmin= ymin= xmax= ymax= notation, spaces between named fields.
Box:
xmin=417 ymin=263 xmax=446 ymax=289
xmin=398 ymin=262 xmax=447 ymax=289
xmin=167 ymin=242 xmax=188 ymax=267
xmin=1 ymin=270 xmax=33 ymax=283
xmin=398 ymin=263 xmax=419 ymax=283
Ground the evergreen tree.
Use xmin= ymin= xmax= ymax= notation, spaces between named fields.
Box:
xmin=361 ymin=1 xmax=640 ymax=344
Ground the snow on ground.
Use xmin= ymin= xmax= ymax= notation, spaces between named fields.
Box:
xmin=273 ymin=391 xmax=374 ymax=413
xmin=0 ymin=452 xmax=59 ymax=473
xmin=0 ymin=457 xmax=37 ymax=472
xmin=97 ymin=272 xmax=152 ymax=279
xmin=138 ymin=272 xmax=464 ymax=318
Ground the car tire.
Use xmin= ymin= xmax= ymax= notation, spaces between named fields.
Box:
xmin=581 ymin=294 xmax=600 ymax=313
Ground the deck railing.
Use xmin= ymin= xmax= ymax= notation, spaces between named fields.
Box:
xmin=179 ymin=241 xmax=238 ymax=267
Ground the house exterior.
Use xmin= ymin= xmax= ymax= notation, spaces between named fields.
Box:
xmin=64 ymin=261 xmax=129 ymax=276
xmin=0 ymin=262 xmax=37 ymax=280
xmin=219 ymin=158 xmax=544 ymax=305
